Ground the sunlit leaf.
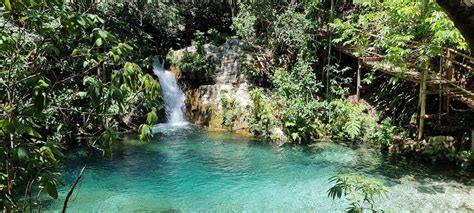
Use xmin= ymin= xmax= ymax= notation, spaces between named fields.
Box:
xmin=95 ymin=38 xmax=103 ymax=46
xmin=4 ymin=0 xmax=11 ymax=11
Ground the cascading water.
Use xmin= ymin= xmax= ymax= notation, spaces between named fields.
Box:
xmin=153 ymin=60 xmax=188 ymax=127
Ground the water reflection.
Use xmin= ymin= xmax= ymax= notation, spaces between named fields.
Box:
xmin=45 ymin=127 xmax=474 ymax=212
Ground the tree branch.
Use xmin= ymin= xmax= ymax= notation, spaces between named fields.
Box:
xmin=437 ymin=0 xmax=474 ymax=50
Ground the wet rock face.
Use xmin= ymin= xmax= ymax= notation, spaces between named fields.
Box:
xmin=170 ymin=38 xmax=252 ymax=133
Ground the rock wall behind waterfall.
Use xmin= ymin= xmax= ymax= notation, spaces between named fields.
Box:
xmin=169 ymin=38 xmax=252 ymax=133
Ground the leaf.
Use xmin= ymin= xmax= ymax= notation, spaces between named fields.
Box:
xmin=139 ymin=124 xmax=153 ymax=141
xmin=113 ymin=54 xmax=120 ymax=64
xmin=71 ymin=48 xmax=81 ymax=57
xmin=146 ymin=108 xmax=159 ymax=125
xmin=44 ymin=182 xmax=58 ymax=199
xmin=26 ymin=126 xmax=42 ymax=138
xmin=76 ymin=91 xmax=87 ymax=98
xmin=17 ymin=147 xmax=28 ymax=161
xmin=40 ymin=146 xmax=57 ymax=163
xmin=95 ymin=38 xmax=103 ymax=46
xmin=33 ymin=79 xmax=50 ymax=111
xmin=4 ymin=0 xmax=11 ymax=11
xmin=76 ymin=16 xmax=86 ymax=26
xmin=19 ymin=16 xmax=28 ymax=23
xmin=344 ymin=118 xmax=361 ymax=140
xmin=0 ymin=119 xmax=13 ymax=134
xmin=97 ymin=29 xmax=108 ymax=39
xmin=122 ymin=43 xmax=133 ymax=51
xmin=291 ymin=133 xmax=299 ymax=141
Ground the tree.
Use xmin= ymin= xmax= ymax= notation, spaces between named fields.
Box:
xmin=436 ymin=0 xmax=474 ymax=50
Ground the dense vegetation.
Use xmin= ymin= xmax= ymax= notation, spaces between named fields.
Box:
xmin=229 ymin=1 xmax=473 ymax=167
xmin=0 ymin=0 xmax=232 ymax=211
xmin=171 ymin=0 xmax=473 ymax=168
xmin=1 ymin=0 xmax=473 ymax=212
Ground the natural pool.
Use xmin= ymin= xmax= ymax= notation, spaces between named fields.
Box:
xmin=43 ymin=125 xmax=474 ymax=212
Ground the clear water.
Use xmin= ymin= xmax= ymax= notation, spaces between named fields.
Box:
xmin=152 ymin=61 xmax=187 ymax=125
xmin=42 ymin=125 xmax=474 ymax=212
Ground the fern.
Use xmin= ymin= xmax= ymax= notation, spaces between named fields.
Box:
xmin=344 ymin=119 xmax=361 ymax=140
xmin=328 ymin=174 xmax=389 ymax=212
xmin=218 ymin=91 xmax=238 ymax=131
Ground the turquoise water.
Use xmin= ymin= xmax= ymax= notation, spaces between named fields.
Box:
xmin=43 ymin=125 xmax=474 ymax=212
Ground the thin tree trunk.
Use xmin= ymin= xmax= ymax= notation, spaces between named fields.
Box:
xmin=62 ymin=163 xmax=87 ymax=213
xmin=326 ymin=0 xmax=335 ymax=97
xmin=444 ymin=49 xmax=454 ymax=112
xmin=356 ymin=59 xmax=362 ymax=102
xmin=418 ymin=66 xmax=429 ymax=140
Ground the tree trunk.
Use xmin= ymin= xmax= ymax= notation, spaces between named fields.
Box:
xmin=437 ymin=0 xmax=474 ymax=50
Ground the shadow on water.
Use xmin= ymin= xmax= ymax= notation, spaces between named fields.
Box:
xmin=338 ymin=143 xmax=474 ymax=187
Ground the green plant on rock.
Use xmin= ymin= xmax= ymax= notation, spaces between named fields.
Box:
xmin=328 ymin=174 xmax=389 ymax=213
xmin=207 ymin=28 xmax=227 ymax=46
xmin=178 ymin=36 xmax=215 ymax=89
xmin=249 ymin=88 xmax=274 ymax=140
xmin=271 ymin=60 xmax=325 ymax=144
xmin=456 ymin=151 xmax=473 ymax=169
xmin=328 ymin=100 xmax=367 ymax=142
xmin=374 ymin=118 xmax=397 ymax=146
xmin=218 ymin=91 xmax=238 ymax=131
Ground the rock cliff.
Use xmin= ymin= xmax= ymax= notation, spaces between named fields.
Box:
xmin=169 ymin=38 xmax=253 ymax=133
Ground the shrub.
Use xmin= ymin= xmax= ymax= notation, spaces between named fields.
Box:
xmin=249 ymin=88 xmax=274 ymax=141
xmin=218 ymin=91 xmax=238 ymax=131
xmin=178 ymin=38 xmax=215 ymax=89
xmin=328 ymin=174 xmax=389 ymax=212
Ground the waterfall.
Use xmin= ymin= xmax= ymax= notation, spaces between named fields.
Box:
xmin=153 ymin=60 xmax=187 ymax=126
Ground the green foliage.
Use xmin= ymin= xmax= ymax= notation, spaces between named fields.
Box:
xmin=139 ymin=124 xmax=153 ymax=141
xmin=325 ymin=65 xmax=353 ymax=99
xmin=207 ymin=28 xmax=227 ymax=46
xmin=455 ymin=151 xmax=473 ymax=169
xmin=331 ymin=0 xmax=469 ymax=68
xmin=374 ymin=118 xmax=397 ymax=146
xmin=218 ymin=91 xmax=238 ymax=131
xmin=234 ymin=2 xmax=399 ymax=145
xmin=99 ymin=1 xmax=233 ymax=56
xmin=421 ymin=136 xmax=473 ymax=168
xmin=232 ymin=1 xmax=282 ymax=45
xmin=232 ymin=2 xmax=257 ymax=41
xmin=146 ymin=108 xmax=159 ymax=125
xmin=328 ymin=174 xmax=389 ymax=212
xmin=271 ymin=59 xmax=325 ymax=144
xmin=0 ymin=1 xmax=164 ymax=210
xmin=248 ymin=88 xmax=274 ymax=141
xmin=272 ymin=5 xmax=318 ymax=59
xmin=328 ymin=100 xmax=366 ymax=141
xmin=281 ymin=99 xmax=326 ymax=144
xmin=99 ymin=128 xmax=118 ymax=158
xmin=178 ymin=39 xmax=215 ymax=89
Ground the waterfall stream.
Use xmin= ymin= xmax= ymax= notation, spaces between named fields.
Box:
xmin=153 ymin=60 xmax=187 ymax=126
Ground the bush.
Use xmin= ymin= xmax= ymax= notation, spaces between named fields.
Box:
xmin=248 ymin=88 xmax=274 ymax=141
xmin=328 ymin=174 xmax=389 ymax=212
xmin=218 ymin=91 xmax=238 ymax=131
xmin=178 ymin=40 xmax=215 ymax=89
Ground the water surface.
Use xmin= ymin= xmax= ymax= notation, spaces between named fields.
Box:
xmin=44 ymin=125 xmax=474 ymax=212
